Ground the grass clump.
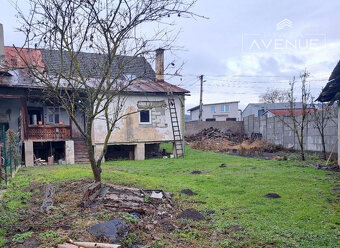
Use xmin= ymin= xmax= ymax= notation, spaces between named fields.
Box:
xmin=120 ymin=233 xmax=140 ymax=248
xmin=38 ymin=230 xmax=64 ymax=247
xmin=12 ymin=231 xmax=34 ymax=243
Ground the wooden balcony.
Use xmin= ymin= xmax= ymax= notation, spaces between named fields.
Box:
xmin=27 ymin=125 xmax=71 ymax=141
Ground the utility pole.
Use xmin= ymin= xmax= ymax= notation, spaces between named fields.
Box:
xmin=199 ymin=75 xmax=204 ymax=121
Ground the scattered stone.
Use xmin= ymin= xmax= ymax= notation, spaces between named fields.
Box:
xmin=157 ymin=211 xmax=172 ymax=218
xmin=264 ymin=193 xmax=281 ymax=198
xmin=191 ymin=170 xmax=202 ymax=174
xmin=88 ymin=218 xmax=129 ymax=243
xmin=177 ymin=208 xmax=204 ymax=221
xmin=180 ymin=189 xmax=194 ymax=196
xmin=219 ymin=163 xmax=227 ymax=168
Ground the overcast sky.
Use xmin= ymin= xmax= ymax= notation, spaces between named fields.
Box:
xmin=1 ymin=0 xmax=340 ymax=111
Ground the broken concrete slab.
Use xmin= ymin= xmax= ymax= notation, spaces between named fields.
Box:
xmin=88 ymin=218 xmax=129 ymax=244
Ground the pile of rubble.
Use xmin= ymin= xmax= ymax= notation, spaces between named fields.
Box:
xmin=185 ymin=127 xmax=247 ymax=144
xmin=186 ymin=127 xmax=283 ymax=155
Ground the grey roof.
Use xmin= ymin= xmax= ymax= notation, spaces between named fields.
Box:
xmin=187 ymin=101 xmax=239 ymax=112
xmin=40 ymin=49 xmax=156 ymax=80
xmin=0 ymin=47 xmax=189 ymax=94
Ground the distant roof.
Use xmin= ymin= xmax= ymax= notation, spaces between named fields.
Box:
xmin=243 ymin=102 xmax=305 ymax=112
xmin=268 ymin=109 xmax=318 ymax=116
xmin=316 ymin=60 xmax=340 ymax=102
xmin=187 ymin=101 xmax=239 ymax=112
xmin=0 ymin=46 xmax=189 ymax=94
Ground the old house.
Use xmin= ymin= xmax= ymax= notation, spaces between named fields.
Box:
xmin=0 ymin=24 xmax=189 ymax=166
xmin=187 ymin=101 xmax=241 ymax=121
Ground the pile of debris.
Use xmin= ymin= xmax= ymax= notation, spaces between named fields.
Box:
xmin=185 ymin=127 xmax=247 ymax=144
xmin=186 ymin=127 xmax=284 ymax=155
xmin=83 ymin=182 xmax=173 ymax=214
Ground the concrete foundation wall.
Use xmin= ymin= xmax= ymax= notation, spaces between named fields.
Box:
xmin=244 ymin=114 xmax=338 ymax=153
xmin=185 ymin=120 xmax=244 ymax=136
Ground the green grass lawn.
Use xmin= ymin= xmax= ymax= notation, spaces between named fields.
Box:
xmin=1 ymin=147 xmax=339 ymax=247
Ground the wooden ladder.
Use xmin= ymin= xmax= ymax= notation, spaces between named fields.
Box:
xmin=168 ymin=98 xmax=184 ymax=158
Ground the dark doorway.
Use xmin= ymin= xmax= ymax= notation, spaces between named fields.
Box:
xmin=105 ymin=145 xmax=135 ymax=161
xmin=145 ymin=143 xmax=161 ymax=159
xmin=33 ymin=141 xmax=65 ymax=162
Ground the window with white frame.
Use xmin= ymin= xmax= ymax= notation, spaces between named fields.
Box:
xmin=220 ymin=104 xmax=229 ymax=112
xmin=211 ymin=106 xmax=216 ymax=113
xmin=139 ymin=110 xmax=151 ymax=124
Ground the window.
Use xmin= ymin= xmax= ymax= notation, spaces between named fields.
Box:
xmin=220 ymin=104 xmax=229 ymax=112
xmin=211 ymin=106 xmax=216 ymax=113
xmin=46 ymin=107 xmax=60 ymax=124
xmin=139 ymin=110 xmax=151 ymax=124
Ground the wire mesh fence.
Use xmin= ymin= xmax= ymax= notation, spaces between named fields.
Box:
xmin=0 ymin=126 xmax=22 ymax=186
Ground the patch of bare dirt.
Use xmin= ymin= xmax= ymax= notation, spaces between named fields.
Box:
xmin=180 ymin=189 xmax=194 ymax=196
xmin=191 ymin=170 xmax=202 ymax=175
xmin=264 ymin=193 xmax=281 ymax=198
xmin=177 ymin=208 xmax=204 ymax=221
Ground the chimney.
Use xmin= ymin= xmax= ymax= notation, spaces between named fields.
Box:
xmin=0 ymin=24 xmax=4 ymax=66
xmin=155 ymin=48 xmax=164 ymax=81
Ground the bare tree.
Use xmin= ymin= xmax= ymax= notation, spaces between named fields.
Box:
xmin=286 ymin=69 xmax=311 ymax=161
xmin=14 ymin=0 xmax=197 ymax=182
xmin=259 ymin=88 xmax=289 ymax=103
xmin=275 ymin=70 xmax=311 ymax=161
xmin=310 ymin=98 xmax=336 ymax=160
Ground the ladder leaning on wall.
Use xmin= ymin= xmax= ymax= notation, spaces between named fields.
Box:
xmin=167 ymin=95 xmax=184 ymax=158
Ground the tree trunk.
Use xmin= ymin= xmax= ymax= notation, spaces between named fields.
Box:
xmin=321 ymin=134 xmax=327 ymax=160
xmin=85 ymin=134 xmax=101 ymax=182
xmin=299 ymin=133 xmax=305 ymax=161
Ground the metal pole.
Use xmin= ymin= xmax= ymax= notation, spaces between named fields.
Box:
xmin=199 ymin=75 xmax=204 ymax=121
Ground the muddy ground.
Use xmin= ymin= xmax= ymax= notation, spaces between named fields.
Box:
xmin=2 ymin=179 xmax=235 ymax=248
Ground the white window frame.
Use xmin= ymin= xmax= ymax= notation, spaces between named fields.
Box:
xmin=211 ymin=106 xmax=216 ymax=113
xmin=220 ymin=104 xmax=229 ymax=113
xmin=139 ymin=109 xmax=151 ymax=124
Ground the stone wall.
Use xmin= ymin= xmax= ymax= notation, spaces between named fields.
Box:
xmin=243 ymin=114 xmax=338 ymax=153
xmin=185 ymin=121 xmax=244 ymax=136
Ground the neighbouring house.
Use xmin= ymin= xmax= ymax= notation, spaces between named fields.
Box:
xmin=242 ymin=102 xmax=318 ymax=119
xmin=0 ymin=24 xmax=189 ymax=166
xmin=187 ymin=101 xmax=241 ymax=121
xmin=317 ymin=60 xmax=340 ymax=165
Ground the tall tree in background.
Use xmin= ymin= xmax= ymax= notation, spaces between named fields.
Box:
xmin=259 ymin=88 xmax=289 ymax=103
xmin=15 ymin=0 xmax=197 ymax=182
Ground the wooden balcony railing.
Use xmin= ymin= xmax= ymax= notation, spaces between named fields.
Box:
xmin=27 ymin=125 xmax=71 ymax=141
